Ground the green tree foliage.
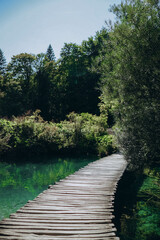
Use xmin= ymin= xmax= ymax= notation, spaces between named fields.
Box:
xmin=6 ymin=53 xmax=36 ymax=113
xmin=99 ymin=0 xmax=160 ymax=168
xmin=0 ymin=30 xmax=108 ymax=121
xmin=46 ymin=44 xmax=56 ymax=61
xmin=59 ymin=43 xmax=86 ymax=115
xmin=0 ymin=75 xmax=5 ymax=116
xmin=35 ymin=55 xmax=59 ymax=120
xmin=59 ymin=33 xmax=108 ymax=117
xmin=1 ymin=78 xmax=23 ymax=117
xmin=7 ymin=53 xmax=36 ymax=86
xmin=0 ymin=49 xmax=6 ymax=76
xmin=34 ymin=53 xmax=51 ymax=119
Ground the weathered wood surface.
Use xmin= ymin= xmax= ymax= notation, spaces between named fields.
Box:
xmin=0 ymin=154 xmax=127 ymax=240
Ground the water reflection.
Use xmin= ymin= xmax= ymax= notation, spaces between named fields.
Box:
xmin=0 ymin=156 xmax=96 ymax=220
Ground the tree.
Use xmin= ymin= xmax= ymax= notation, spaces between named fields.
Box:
xmin=59 ymin=39 xmax=104 ymax=116
xmin=6 ymin=53 xmax=36 ymax=113
xmin=1 ymin=78 xmax=23 ymax=117
xmin=46 ymin=44 xmax=56 ymax=61
xmin=34 ymin=54 xmax=58 ymax=120
xmin=100 ymin=0 xmax=160 ymax=168
xmin=0 ymin=49 xmax=6 ymax=76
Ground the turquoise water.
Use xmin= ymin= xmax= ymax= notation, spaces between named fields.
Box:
xmin=0 ymin=156 xmax=96 ymax=220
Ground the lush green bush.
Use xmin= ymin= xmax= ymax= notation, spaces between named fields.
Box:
xmin=0 ymin=111 xmax=116 ymax=158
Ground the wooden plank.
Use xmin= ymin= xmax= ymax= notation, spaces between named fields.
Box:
xmin=9 ymin=214 xmax=114 ymax=220
xmin=15 ymin=210 xmax=113 ymax=215
xmin=20 ymin=206 xmax=114 ymax=212
xmin=0 ymin=223 xmax=115 ymax=229
xmin=35 ymin=195 xmax=114 ymax=200
xmin=0 ymin=228 xmax=117 ymax=234
xmin=0 ymin=234 xmax=119 ymax=240
xmin=24 ymin=202 xmax=113 ymax=208
xmin=1 ymin=219 xmax=113 ymax=224
xmin=0 ymin=229 xmax=116 ymax=237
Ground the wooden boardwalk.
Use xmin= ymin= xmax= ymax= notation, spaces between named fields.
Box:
xmin=0 ymin=154 xmax=127 ymax=240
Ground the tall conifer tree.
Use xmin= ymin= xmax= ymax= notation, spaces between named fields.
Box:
xmin=0 ymin=49 xmax=6 ymax=75
xmin=46 ymin=44 xmax=56 ymax=61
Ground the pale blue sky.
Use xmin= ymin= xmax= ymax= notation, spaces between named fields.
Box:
xmin=0 ymin=0 xmax=121 ymax=62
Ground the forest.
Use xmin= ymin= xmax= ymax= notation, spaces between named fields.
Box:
xmin=0 ymin=28 xmax=115 ymax=158
xmin=0 ymin=0 xmax=160 ymax=239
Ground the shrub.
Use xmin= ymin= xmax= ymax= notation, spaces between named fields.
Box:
xmin=0 ymin=111 xmax=116 ymax=157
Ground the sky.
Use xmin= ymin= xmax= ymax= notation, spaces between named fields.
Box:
xmin=0 ymin=0 xmax=121 ymax=62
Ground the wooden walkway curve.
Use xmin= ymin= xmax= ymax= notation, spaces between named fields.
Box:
xmin=0 ymin=154 xmax=127 ymax=240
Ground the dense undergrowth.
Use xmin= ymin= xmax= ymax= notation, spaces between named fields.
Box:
xmin=0 ymin=110 xmax=116 ymax=159
xmin=115 ymin=167 xmax=160 ymax=240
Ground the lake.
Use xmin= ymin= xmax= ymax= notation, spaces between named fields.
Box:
xmin=0 ymin=155 xmax=97 ymax=221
